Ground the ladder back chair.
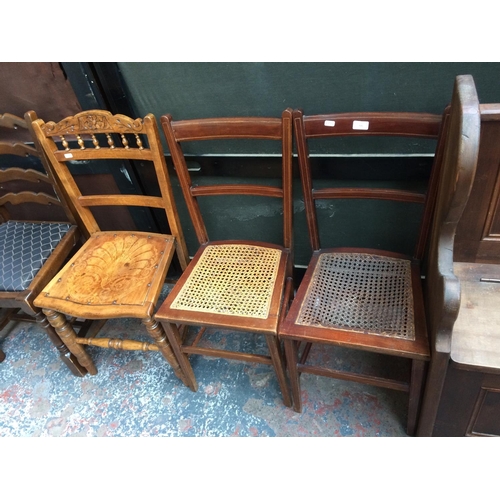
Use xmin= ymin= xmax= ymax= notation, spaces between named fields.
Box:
xmin=31 ymin=110 xmax=192 ymax=385
xmin=0 ymin=111 xmax=87 ymax=374
xmin=155 ymin=109 xmax=294 ymax=407
xmin=278 ymin=81 xmax=472 ymax=435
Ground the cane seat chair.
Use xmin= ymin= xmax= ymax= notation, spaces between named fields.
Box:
xmin=31 ymin=110 xmax=192 ymax=385
xmin=279 ymin=79 xmax=475 ymax=435
xmin=0 ymin=111 xmax=89 ymax=374
xmin=155 ymin=109 xmax=294 ymax=407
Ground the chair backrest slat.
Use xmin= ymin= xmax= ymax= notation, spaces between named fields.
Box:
xmin=190 ymin=185 xmax=284 ymax=198
xmin=169 ymin=117 xmax=283 ymax=141
xmin=302 ymin=112 xmax=441 ymax=138
xmin=78 ymin=194 xmax=166 ymax=209
xmin=161 ymin=109 xmax=294 ymax=251
xmin=312 ymin=187 xmax=425 ymax=204
xmin=0 ymin=192 xmax=61 ymax=207
xmin=0 ymin=113 xmax=64 ymax=215
xmin=52 ymin=148 xmax=154 ymax=162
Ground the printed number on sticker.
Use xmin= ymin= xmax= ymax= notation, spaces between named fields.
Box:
xmin=352 ymin=120 xmax=369 ymax=130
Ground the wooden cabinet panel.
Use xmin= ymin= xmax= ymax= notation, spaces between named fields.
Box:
xmin=434 ymin=364 xmax=500 ymax=436
xmin=468 ymin=385 xmax=500 ymax=436
xmin=454 ymin=108 xmax=500 ymax=263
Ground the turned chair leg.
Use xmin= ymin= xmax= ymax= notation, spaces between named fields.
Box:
xmin=42 ymin=308 xmax=97 ymax=375
xmin=142 ymin=317 xmax=195 ymax=389
xmin=0 ymin=348 xmax=5 ymax=362
xmin=161 ymin=321 xmax=198 ymax=392
xmin=266 ymin=335 xmax=292 ymax=408
xmin=284 ymin=338 xmax=302 ymax=413
xmin=34 ymin=310 xmax=87 ymax=377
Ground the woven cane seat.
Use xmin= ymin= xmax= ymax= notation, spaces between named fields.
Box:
xmin=0 ymin=221 xmax=72 ymax=292
xmin=170 ymin=244 xmax=282 ymax=319
xmin=296 ymin=252 xmax=415 ymax=340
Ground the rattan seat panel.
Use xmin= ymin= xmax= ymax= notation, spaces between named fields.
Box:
xmin=0 ymin=221 xmax=72 ymax=291
xmin=40 ymin=232 xmax=174 ymax=308
xmin=170 ymin=244 xmax=282 ymax=319
xmin=296 ymin=253 xmax=415 ymax=340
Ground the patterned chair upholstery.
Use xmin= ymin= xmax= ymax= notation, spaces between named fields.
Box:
xmin=0 ymin=111 xmax=85 ymax=375
xmin=0 ymin=221 xmax=72 ymax=292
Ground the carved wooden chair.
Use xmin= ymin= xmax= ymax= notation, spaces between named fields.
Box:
xmin=416 ymin=76 xmax=481 ymax=436
xmin=0 ymin=111 xmax=87 ymax=374
xmin=155 ymin=109 xmax=294 ymax=407
xmin=279 ymin=78 xmax=476 ymax=435
xmin=30 ymin=110 xmax=192 ymax=385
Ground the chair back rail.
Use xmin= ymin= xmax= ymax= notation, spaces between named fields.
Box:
xmin=31 ymin=110 xmax=189 ymax=269
xmin=293 ymin=109 xmax=442 ymax=258
xmin=161 ymin=110 xmax=294 ymax=251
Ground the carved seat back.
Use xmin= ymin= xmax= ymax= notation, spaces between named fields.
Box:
xmin=31 ymin=110 xmax=189 ymax=269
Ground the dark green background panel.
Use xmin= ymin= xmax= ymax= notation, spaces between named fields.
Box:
xmin=117 ymin=62 xmax=500 ymax=155
xmin=104 ymin=63 xmax=500 ymax=267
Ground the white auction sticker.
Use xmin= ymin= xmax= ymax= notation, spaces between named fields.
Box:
xmin=352 ymin=120 xmax=369 ymax=130
xmin=324 ymin=120 xmax=336 ymax=127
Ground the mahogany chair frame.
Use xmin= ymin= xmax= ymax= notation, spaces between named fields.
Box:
xmin=31 ymin=110 xmax=192 ymax=385
xmin=278 ymin=82 xmax=474 ymax=435
xmin=416 ymin=78 xmax=481 ymax=436
xmin=155 ymin=109 xmax=294 ymax=407
xmin=0 ymin=111 xmax=90 ymax=375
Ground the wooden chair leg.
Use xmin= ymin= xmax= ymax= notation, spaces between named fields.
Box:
xmin=34 ymin=310 xmax=87 ymax=377
xmin=265 ymin=335 xmax=292 ymax=408
xmin=144 ymin=318 xmax=197 ymax=391
xmin=416 ymin=352 xmax=450 ymax=436
xmin=0 ymin=348 xmax=5 ymax=362
xmin=407 ymin=358 xmax=427 ymax=436
xmin=42 ymin=308 xmax=97 ymax=375
xmin=284 ymin=338 xmax=302 ymax=413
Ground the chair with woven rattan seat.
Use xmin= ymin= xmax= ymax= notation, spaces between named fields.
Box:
xmin=155 ymin=109 xmax=294 ymax=407
xmin=0 ymin=111 xmax=93 ymax=374
xmin=30 ymin=110 xmax=192 ymax=385
xmin=279 ymin=76 xmax=479 ymax=435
